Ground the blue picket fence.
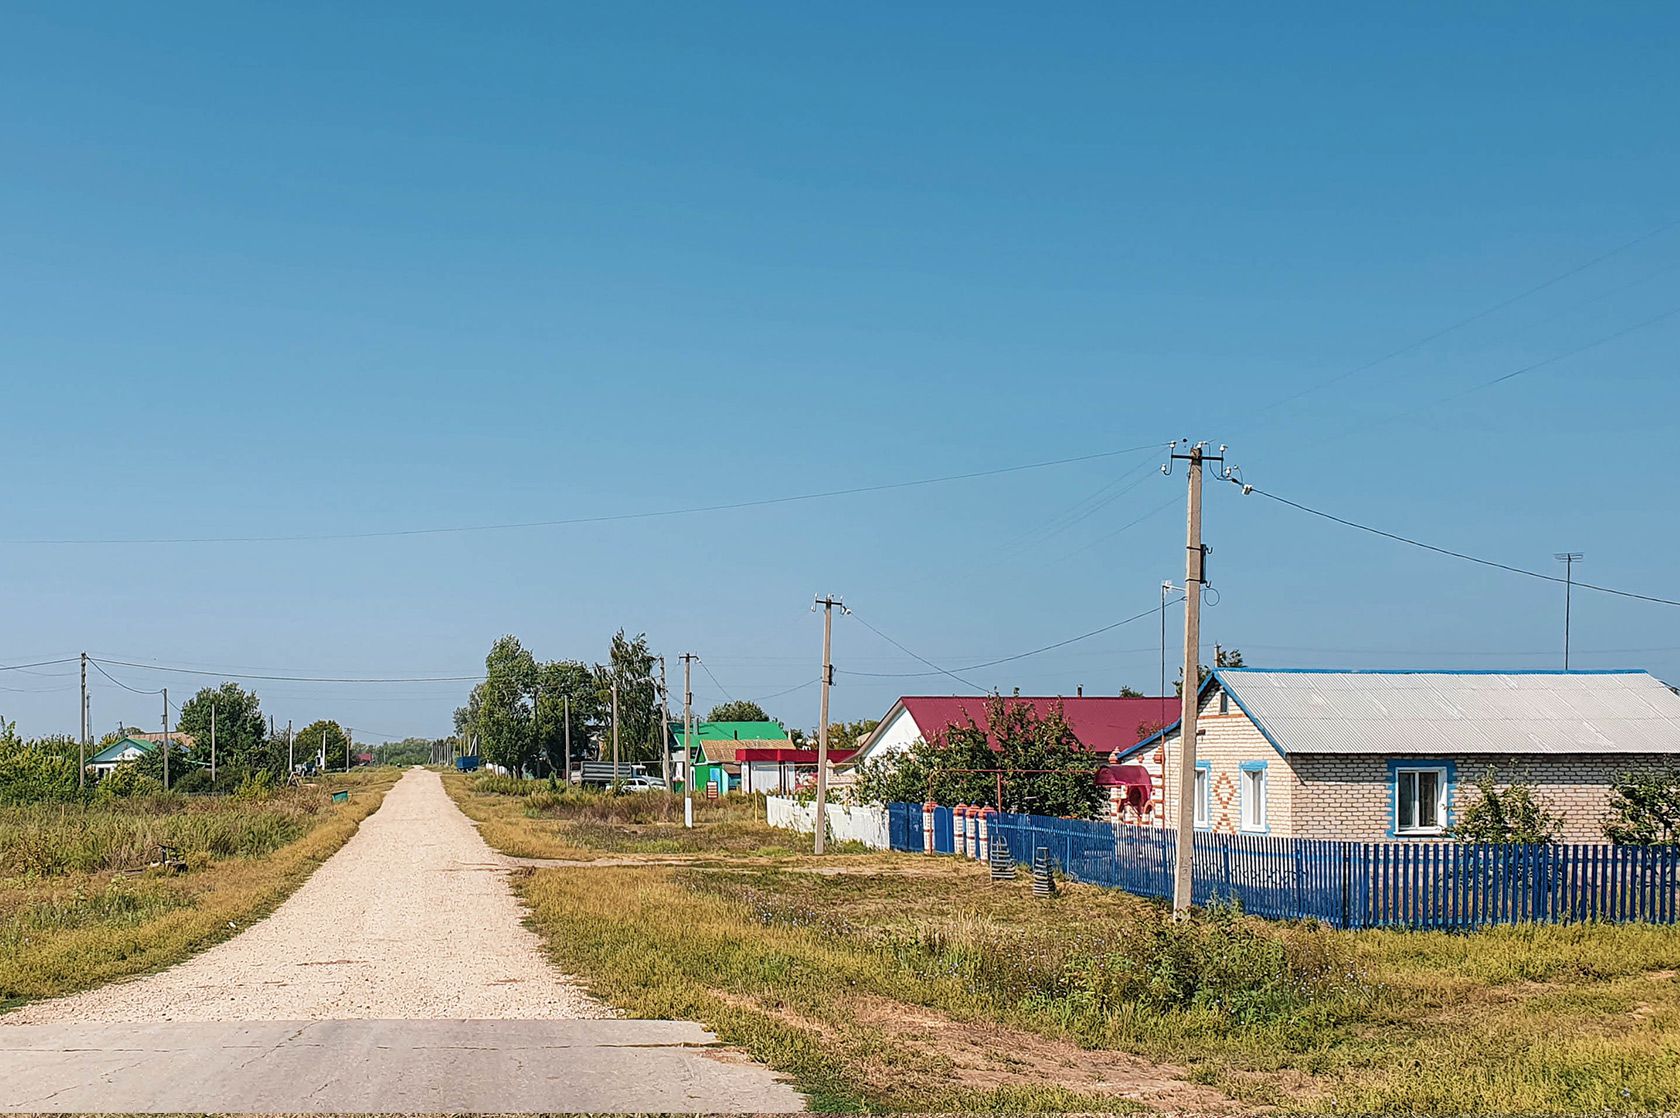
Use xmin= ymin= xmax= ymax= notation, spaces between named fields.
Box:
xmin=885 ymin=802 xmax=1680 ymax=929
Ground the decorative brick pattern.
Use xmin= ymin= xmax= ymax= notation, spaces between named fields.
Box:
xmin=1146 ymin=682 xmax=1673 ymax=842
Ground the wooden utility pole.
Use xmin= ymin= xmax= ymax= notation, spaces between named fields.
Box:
xmin=345 ymin=728 xmax=352 ymax=773
xmin=812 ymin=595 xmax=844 ymax=855
xmin=1167 ymin=441 xmax=1227 ymax=915
xmin=681 ymin=653 xmax=695 ymax=828
xmin=161 ymin=688 xmax=170 ymax=791
xmin=563 ymin=695 xmax=572 ymax=784
xmin=286 ymin=720 xmax=293 ymax=775
xmin=658 ymin=656 xmax=672 ymax=789
xmin=610 ymin=678 xmax=621 ymax=780
xmin=79 ymin=653 xmax=88 ymax=790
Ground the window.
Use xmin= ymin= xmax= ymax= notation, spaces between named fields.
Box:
xmin=1239 ymin=763 xmax=1267 ymax=831
xmin=1218 ymin=690 xmax=1230 ymax=715
xmin=1395 ymin=766 xmax=1448 ymax=834
xmin=1193 ymin=764 xmax=1211 ymax=828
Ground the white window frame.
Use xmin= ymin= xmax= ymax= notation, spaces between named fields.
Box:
xmin=1193 ymin=764 xmax=1211 ymax=829
xmin=1394 ymin=765 xmax=1448 ymax=835
xmin=1239 ymin=764 xmax=1267 ymax=832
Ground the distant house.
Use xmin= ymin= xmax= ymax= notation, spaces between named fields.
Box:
xmin=86 ymin=735 xmax=187 ymax=775
xmin=673 ymin=720 xmax=857 ymax=795
xmin=851 ymin=694 xmax=1177 ymax=767
xmin=1120 ymin=668 xmax=1680 ymax=842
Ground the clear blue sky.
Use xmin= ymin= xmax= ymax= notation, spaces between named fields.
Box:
xmin=4 ymin=2 xmax=1678 ymax=742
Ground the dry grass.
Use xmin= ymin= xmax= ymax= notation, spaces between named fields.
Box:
xmin=451 ymin=773 xmax=1680 ymax=1115
xmin=0 ymin=769 xmax=397 ymax=1007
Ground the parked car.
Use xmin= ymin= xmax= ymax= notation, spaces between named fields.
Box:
xmin=620 ymin=775 xmax=667 ymax=793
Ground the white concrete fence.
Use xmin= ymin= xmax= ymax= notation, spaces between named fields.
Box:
xmin=764 ymin=796 xmax=890 ymax=850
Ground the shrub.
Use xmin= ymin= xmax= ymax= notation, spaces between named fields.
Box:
xmin=93 ymin=762 xmax=164 ymax=801
xmin=0 ymin=725 xmax=84 ymax=805
xmin=1453 ymin=768 xmax=1563 ymax=843
xmin=1604 ymin=768 xmax=1680 ymax=845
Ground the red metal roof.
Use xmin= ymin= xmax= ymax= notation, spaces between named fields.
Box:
xmin=898 ymin=695 xmax=1175 ymax=754
xmin=702 ymin=742 xmax=860 ymax=765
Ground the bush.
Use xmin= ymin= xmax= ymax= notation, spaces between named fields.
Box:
xmin=93 ymin=762 xmax=164 ymax=801
xmin=0 ymin=725 xmax=84 ymax=805
xmin=1604 ymin=768 xmax=1680 ymax=845
xmin=1453 ymin=768 xmax=1563 ymax=843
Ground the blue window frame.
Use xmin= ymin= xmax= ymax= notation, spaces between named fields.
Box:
xmin=1238 ymin=760 xmax=1268 ymax=833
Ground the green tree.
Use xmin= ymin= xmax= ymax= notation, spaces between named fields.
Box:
xmin=296 ymin=719 xmax=351 ymax=773
xmin=175 ymin=683 xmax=266 ymax=772
xmin=1176 ymin=647 xmax=1245 ymax=696
xmin=474 ymin=636 xmax=539 ymax=775
xmin=595 ymin=631 xmax=661 ymax=763
xmin=1603 ymin=768 xmax=1680 ymax=845
xmin=707 ymin=700 xmax=770 ymax=723
xmin=534 ymin=659 xmax=604 ymax=776
xmin=0 ymin=722 xmax=84 ymax=805
xmin=1452 ymin=768 xmax=1563 ymax=843
xmin=852 ymin=698 xmax=1101 ymax=818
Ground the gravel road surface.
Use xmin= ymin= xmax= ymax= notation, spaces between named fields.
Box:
xmin=9 ymin=767 xmax=600 ymax=1023
xmin=1 ymin=768 xmax=805 ymax=1112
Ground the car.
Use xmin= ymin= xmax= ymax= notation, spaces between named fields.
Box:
xmin=620 ymin=775 xmax=667 ymax=793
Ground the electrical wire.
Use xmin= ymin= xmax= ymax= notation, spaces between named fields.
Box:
xmin=697 ymin=660 xmax=735 ymax=703
xmin=90 ymin=657 xmax=483 ymax=684
xmin=1242 ymin=483 xmax=1680 ymax=608
xmin=840 ymin=599 xmax=1183 ymax=679
xmin=1247 ymin=216 xmax=1680 ymax=420
xmin=3 ymin=442 xmax=1168 ymax=545
xmin=89 ymin=659 xmax=163 ymax=695
xmin=748 ymin=679 xmax=820 ymax=703
xmin=846 ymin=611 xmax=987 ymax=692
xmin=0 ymin=657 xmax=79 ymax=673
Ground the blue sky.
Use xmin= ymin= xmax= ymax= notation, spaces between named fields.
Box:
xmin=3 ymin=2 xmax=1678 ymax=742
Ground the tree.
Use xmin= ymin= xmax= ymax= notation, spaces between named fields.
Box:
xmin=474 ymin=636 xmax=539 ymax=775
xmin=175 ymin=683 xmax=266 ymax=772
xmin=296 ymin=719 xmax=351 ymax=773
xmin=1452 ymin=768 xmax=1563 ymax=843
xmin=595 ymin=631 xmax=661 ymax=763
xmin=851 ymin=697 xmax=1102 ymax=818
xmin=0 ymin=721 xmax=83 ymax=805
xmin=1603 ymin=768 xmax=1680 ymax=845
xmin=533 ymin=659 xmax=604 ymax=775
xmin=1119 ymin=685 xmax=1146 ymax=698
xmin=1176 ymin=647 xmax=1245 ymax=696
xmin=823 ymin=718 xmax=878 ymax=753
xmin=708 ymin=700 xmax=770 ymax=723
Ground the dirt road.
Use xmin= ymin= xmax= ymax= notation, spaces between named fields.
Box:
xmin=1 ymin=768 xmax=803 ymax=1112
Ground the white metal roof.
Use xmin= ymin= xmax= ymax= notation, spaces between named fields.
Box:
xmin=1217 ymin=669 xmax=1680 ymax=756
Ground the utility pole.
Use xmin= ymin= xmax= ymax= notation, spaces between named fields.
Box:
xmin=658 ymin=656 xmax=672 ymax=789
xmin=346 ymin=728 xmax=352 ymax=773
xmin=681 ymin=653 xmax=696 ymax=828
xmin=1556 ymin=552 xmax=1583 ymax=670
xmin=211 ymin=703 xmax=217 ymax=785
xmin=610 ymin=678 xmax=621 ymax=780
xmin=812 ymin=595 xmax=844 ymax=855
xmin=287 ymin=720 xmax=293 ymax=774
xmin=79 ymin=653 xmax=88 ymax=790
xmin=1165 ymin=440 xmax=1230 ymax=916
xmin=161 ymin=688 xmax=170 ymax=791
xmin=563 ymin=695 xmax=571 ymax=784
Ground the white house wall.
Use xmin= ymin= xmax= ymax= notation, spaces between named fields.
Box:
xmin=856 ymin=706 xmax=922 ymax=762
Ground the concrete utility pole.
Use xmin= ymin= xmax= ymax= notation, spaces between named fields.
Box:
xmin=161 ymin=688 xmax=170 ymax=791
xmin=812 ymin=595 xmax=844 ymax=855
xmin=79 ymin=653 xmax=88 ymax=790
xmin=681 ymin=653 xmax=696 ymax=828
xmin=1556 ymin=552 xmax=1583 ymax=670
xmin=658 ymin=656 xmax=672 ymax=789
xmin=1166 ymin=440 xmax=1228 ymax=916
xmin=610 ymin=678 xmax=621 ymax=780
xmin=211 ymin=703 xmax=217 ymax=785
xmin=563 ymin=695 xmax=571 ymax=784
xmin=345 ymin=728 xmax=352 ymax=773
xmin=287 ymin=720 xmax=293 ymax=774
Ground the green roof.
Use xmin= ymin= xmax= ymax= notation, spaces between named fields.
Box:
xmin=87 ymin=737 xmax=157 ymax=765
xmin=668 ymin=720 xmax=791 ymax=744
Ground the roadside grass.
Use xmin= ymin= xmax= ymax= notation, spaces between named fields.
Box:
xmin=0 ymin=769 xmax=397 ymax=1005
xmin=443 ymin=772 xmax=868 ymax=858
xmin=453 ymin=774 xmax=1680 ymax=1115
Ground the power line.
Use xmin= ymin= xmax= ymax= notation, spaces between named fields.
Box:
xmin=847 ymin=611 xmax=987 ymax=692
xmin=4 ymin=442 xmax=1168 ymax=545
xmin=696 ymin=659 xmax=735 ymax=703
xmin=88 ymin=659 xmax=163 ymax=695
xmin=841 ymin=600 xmax=1178 ymax=682
xmin=89 ymin=657 xmax=483 ymax=684
xmin=1242 ymin=483 xmax=1680 ymax=608
xmin=1248 ymin=216 xmax=1680 ymax=420
xmin=0 ymin=657 xmax=79 ymax=673
xmin=748 ymin=679 xmax=820 ymax=703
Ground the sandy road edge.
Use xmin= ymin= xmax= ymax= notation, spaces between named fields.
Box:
xmin=1 ymin=770 xmax=400 ymax=1017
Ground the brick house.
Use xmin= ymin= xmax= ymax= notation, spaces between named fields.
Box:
xmin=1117 ymin=669 xmax=1680 ymax=842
